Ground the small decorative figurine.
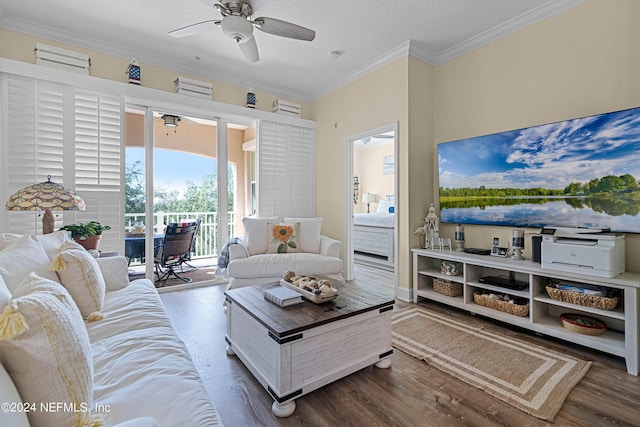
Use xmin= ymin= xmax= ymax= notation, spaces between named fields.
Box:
xmin=127 ymin=58 xmax=141 ymax=85
xmin=424 ymin=203 xmax=439 ymax=247
xmin=246 ymin=87 xmax=256 ymax=108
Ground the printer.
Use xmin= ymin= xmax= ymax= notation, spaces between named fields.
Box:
xmin=540 ymin=226 xmax=625 ymax=278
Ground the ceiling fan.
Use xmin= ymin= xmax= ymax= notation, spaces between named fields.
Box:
xmin=169 ymin=0 xmax=316 ymax=63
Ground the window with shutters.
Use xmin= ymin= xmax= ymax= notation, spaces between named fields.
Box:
xmin=257 ymin=120 xmax=315 ymax=217
xmin=0 ymin=74 xmax=122 ymax=251
xmin=2 ymin=75 xmax=65 ymax=235
xmin=74 ymin=90 xmax=122 ymax=251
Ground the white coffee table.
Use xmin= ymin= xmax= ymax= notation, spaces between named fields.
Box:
xmin=224 ymin=281 xmax=395 ymax=417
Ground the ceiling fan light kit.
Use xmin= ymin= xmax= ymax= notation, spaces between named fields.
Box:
xmin=220 ymin=15 xmax=254 ymax=43
xmin=169 ymin=0 xmax=316 ymax=63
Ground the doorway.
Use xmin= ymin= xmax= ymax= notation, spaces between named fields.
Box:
xmin=344 ymin=123 xmax=398 ymax=285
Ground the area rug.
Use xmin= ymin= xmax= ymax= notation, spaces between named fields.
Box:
xmin=391 ymin=307 xmax=591 ymax=421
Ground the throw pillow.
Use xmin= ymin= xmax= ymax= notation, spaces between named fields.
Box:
xmin=0 ymin=232 xmax=21 ymax=251
xmin=0 ymin=235 xmax=60 ymax=292
xmin=242 ymin=216 xmax=282 ymax=255
xmin=266 ymin=222 xmax=300 ymax=254
xmin=376 ymin=200 xmax=394 ymax=214
xmin=96 ymin=256 xmax=130 ymax=292
xmin=51 ymin=240 xmax=105 ymax=321
xmin=0 ymin=272 xmax=101 ymax=427
xmin=33 ymin=230 xmax=69 ymax=261
xmin=284 ymin=217 xmax=322 ymax=253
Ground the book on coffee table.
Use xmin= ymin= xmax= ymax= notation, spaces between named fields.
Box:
xmin=263 ymin=286 xmax=303 ymax=307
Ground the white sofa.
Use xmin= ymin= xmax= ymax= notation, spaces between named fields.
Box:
xmin=0 ymin=231 xmax=222 ymax=427
xmin=224 ymin=217 xmax=344 ymax=290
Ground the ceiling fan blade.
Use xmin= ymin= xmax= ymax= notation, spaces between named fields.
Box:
xmin=238 ymin=36 xmax=260 ymax=63
xmin=253 ymin=17 xmax=315 ymax=41
xmin=169 ymin=20 xmax=218 ymax=38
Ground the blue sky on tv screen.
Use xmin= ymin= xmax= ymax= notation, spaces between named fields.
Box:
xmin=438 ymin=108 xmax=640 ymax=190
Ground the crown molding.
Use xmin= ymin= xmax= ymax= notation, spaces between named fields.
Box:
xmin=431 ymin=0 xmax=586 ymax=65
xmin=2 ymin=0 xmax=586 ymax=103
xmin=309 ymin=41 xmax=412 ymax=102
xmin=309 ymin=1 xmax=585 ymax=101
xmin=0 ymin=16 xmax=308 ymax=103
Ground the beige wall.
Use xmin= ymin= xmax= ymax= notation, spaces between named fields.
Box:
xmin=434 ymin=0 xmax=640 ymax=272
xmin=354 ymin=142 xmax=395 ymax=214
xmin=310 ymin=57 xmax=417 ymax=288
xmin=2 ymin=0 xmax=639 ymax=284
xmin=407 ymin=54 xmax=435 ymax=256
xmin=0 ymin=28 xmax=311 ymax=118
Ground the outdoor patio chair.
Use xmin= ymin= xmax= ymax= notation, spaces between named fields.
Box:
xmin=180 ymin=217 xmax=202 ymax=271
xmin=154 ymin=221 xmax=198 ymax=287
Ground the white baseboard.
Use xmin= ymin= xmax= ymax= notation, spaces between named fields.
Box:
xmin=395 ymin=286 xmax=412 ymax=302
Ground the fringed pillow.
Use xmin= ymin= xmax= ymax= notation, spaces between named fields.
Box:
xmin=51 ymin=240 xmax=105 ymax=322
xmin=0 ymin=273 xmax=103 ymax=427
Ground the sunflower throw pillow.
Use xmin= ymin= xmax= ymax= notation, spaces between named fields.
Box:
xmin=266 ymin=222 xmax=300 ymax=254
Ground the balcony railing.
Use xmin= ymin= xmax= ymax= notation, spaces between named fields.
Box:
xmin=125 ymin=211 xmax=235 ymax=259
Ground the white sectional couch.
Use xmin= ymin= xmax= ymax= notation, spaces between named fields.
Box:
xmin=224 ymin=217 xmax=344 ymax=289
xmin=0 ymin=231 xmax=222 ymax=427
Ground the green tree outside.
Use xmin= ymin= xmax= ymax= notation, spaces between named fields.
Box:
xmin=125 ymin=159 xmax=235 ymax=214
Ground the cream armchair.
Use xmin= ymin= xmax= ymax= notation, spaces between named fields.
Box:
xmin=223 ymin=217 xmax=344 ymax=290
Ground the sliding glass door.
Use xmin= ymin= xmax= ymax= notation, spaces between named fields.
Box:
xmin=124 ymin=106 xmax=255 ymax=286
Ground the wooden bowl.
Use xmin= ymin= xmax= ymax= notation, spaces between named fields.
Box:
xmin=560 ymin=313 xmax=606 ymax=336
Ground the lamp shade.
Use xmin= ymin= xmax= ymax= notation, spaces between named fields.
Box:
xmin=362 ymin=193 xmax=378 ymax=204
xmin=5 ymin=176 xmax=86 ymax=234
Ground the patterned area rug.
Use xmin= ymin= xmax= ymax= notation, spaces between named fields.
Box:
xmin=392 ymin=307 xmax=591 ymax=421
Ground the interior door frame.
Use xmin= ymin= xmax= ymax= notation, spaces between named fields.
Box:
xmin=344 ymin=122 xmax=398 ymax=286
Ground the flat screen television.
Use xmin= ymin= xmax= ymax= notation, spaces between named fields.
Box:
xmin=437 ymin=106 xmax=640 ymax=233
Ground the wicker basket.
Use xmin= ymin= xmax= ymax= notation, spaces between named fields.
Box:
xmin=560 ymin=313 xmax=606 ymax=336
xmin=473 ymin=292 xmax=529 ymax=317
xmin=545 ymin=285 xmax=618 ymax=311
xmin=433 ymin=278 xmax=463 ymax=297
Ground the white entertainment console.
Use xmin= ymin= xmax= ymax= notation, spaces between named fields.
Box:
xmin=412 ymin=248 xmax=640 ymax=375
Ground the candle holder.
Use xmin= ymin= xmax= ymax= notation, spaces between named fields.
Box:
xmin=454 ymin=224 xmax=465 ymax=252
xmin=512 ymin=229 xmax=525 ymax=260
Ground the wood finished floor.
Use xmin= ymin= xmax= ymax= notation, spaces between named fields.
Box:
xmin=159 ymin=264 xmax=640 ymax=427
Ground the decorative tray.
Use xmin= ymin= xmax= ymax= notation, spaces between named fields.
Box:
xmin=280 ymin=279 xmax=338 ymax=304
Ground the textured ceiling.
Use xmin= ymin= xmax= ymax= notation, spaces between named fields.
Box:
xmin=0 ymin=0 xmax=584 ymax=102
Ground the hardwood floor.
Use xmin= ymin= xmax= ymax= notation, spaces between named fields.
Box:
xmin=159 ymin=265 xmax=640 ymax=427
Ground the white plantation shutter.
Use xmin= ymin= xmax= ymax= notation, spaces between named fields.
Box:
xmin=258 ymin=120 xmax=315 ymax=217
xmin=73 ymin=90 xmax=122 ymax=252
xmin=74 ymin=90 xmax=121 ymax=190
xmin=2 ymin=75 xmax=65 ymax=234
xmin=1 ymin=75 xmax=123 ymax=252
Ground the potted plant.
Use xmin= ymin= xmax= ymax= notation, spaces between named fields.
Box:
xmin=59 ymin=221 xmax=111 ymax=250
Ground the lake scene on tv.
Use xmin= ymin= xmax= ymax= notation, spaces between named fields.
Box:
xmin=438 ymin=107 xmax=640 ymax=234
